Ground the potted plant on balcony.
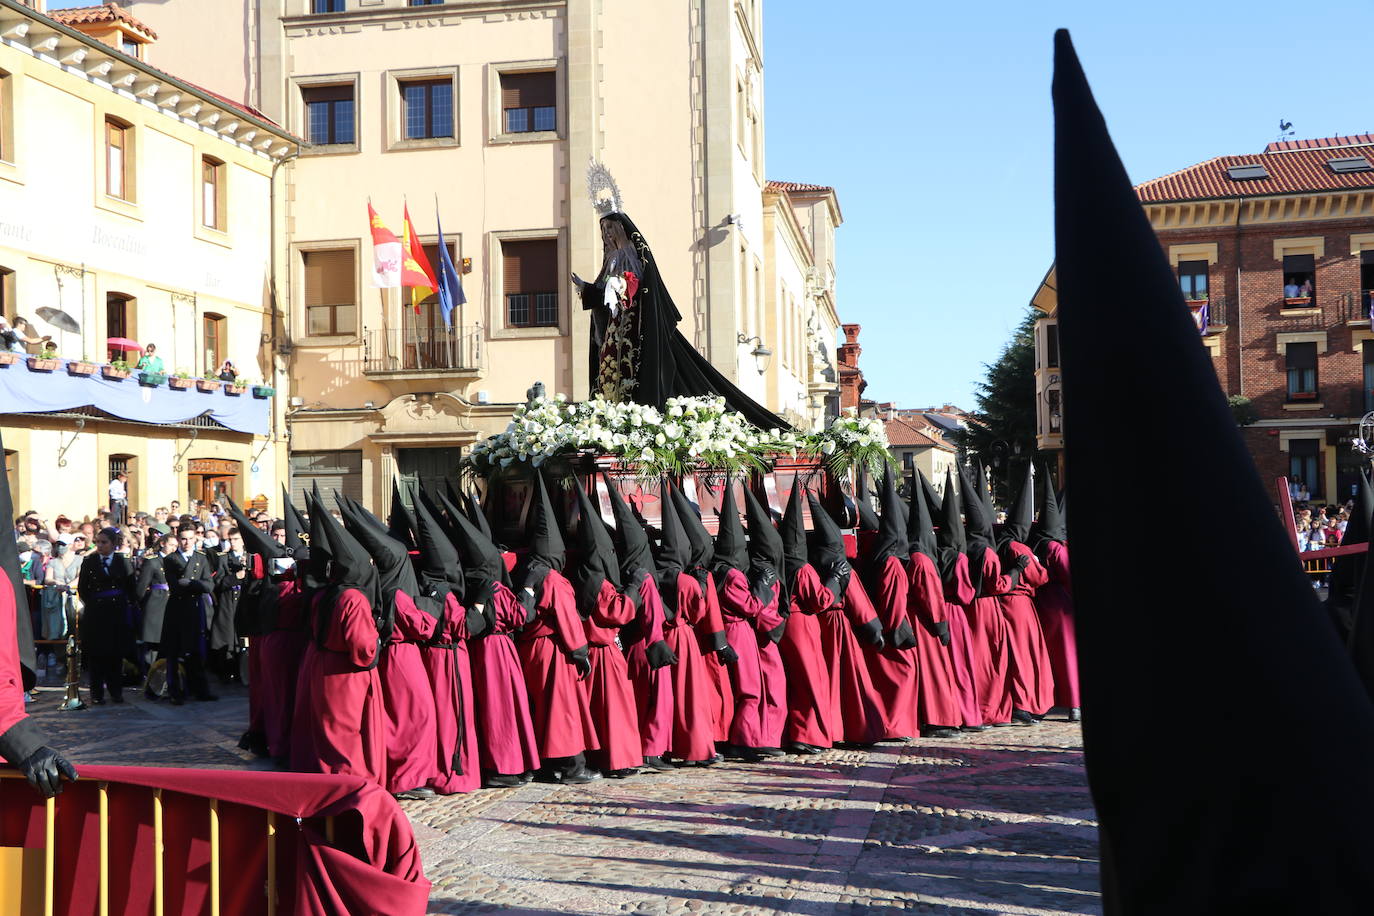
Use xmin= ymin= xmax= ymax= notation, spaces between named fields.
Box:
xmin=103 ymin=358 xmax=131 ymax=380
xmin=196 ymin=373 xmax=222 ymax=393
xmin=138 ymin=366 xmax=167 ymax=387
xmin=168 ymin=369 xmax=195 ymax=390
xmin=66 ymin=354 xmax=97 ymax=377
xmin=225 ymin=378 xmax=249 ymax=396
xmin=1185 ymin=293 xmax=1209 ymax=307
xmin=251 ymin=378 xmax=276 ymax=399
xmin=27 ymin=342 xmax=60 ymax=373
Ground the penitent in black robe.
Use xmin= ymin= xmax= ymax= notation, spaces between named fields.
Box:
xmin=580 ymin=211 xmax=785 ymax=431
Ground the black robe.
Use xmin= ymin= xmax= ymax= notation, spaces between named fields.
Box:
xmin=135 ymin=554 xmax=171 ymax=644
xmin=76 ymin=553 xmax=137 ymax=656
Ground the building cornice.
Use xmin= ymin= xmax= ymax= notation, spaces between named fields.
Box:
xmin=281 ymin=0 xmax=562 ymax=36
xmin=1144 ymin=189 xmax=1374 ymax=233
xmin=0 ymin=0 xmax=299 ymax=160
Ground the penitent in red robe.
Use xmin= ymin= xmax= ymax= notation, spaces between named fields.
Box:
xmin=997 ymin=541 xmax=1056 ymax=716
xmin=622 ymin=575 xmax=673 ymax=759
xmin=469 ymin=582 xmax=541 ymax=777
xmin=816 ymin=578 xmax=886 ymax=744
xmin=718 ymin=568 xmax=786 ymax=749
xmin=1034 ymin=541 xmax=1079 ymax=709
xmin=941 ymin=554 xmax=982 ymax=727
xmin=859 ymin=556 xmax=921 ymax=739
xmin=779 ymin=565 xmax=839 ymax=747
xmin=516 ymin=570 xmax=600 ymax=761
xmin=378 ymin=590 xmax=439 ymax=794
xmin=666 ymin=572 xmax=721 ymax=762
xmin=906 ymin=552 xmax=963 ymax=730
xmin=583 ymin=580 xmax=644 ymax=772
xmin=424 ymin=593 xmax=481 ymax=794
xmin=290 ymin=589 xmax=386 ymax=787
xmin=693 ymin=571 xmax=734 ymax=743
xmin=259 ymin=576 xmax=311 ymax=761
xmin=964 ymin=550 xmax=1014 ymax=726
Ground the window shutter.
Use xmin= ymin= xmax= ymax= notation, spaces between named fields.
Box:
xmin=304 ymin=250 xmax=355 ymax=306
xmin=500 ymin=72 xmax=555 ymax=109
xmin=302 ymin=84 xmax=352 ymax=104
xmin=503 ymin=239 xmax=557 ymax=294
xmin=1286 ymin=341 xmax=1317 ymax=370
xmin=1361 ymin=250 xmax=1374 ymax=267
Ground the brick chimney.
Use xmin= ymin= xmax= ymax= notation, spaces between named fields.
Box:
xmin=836 ymin=323 xmax=866 ymax=411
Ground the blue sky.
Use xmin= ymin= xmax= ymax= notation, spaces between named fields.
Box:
xmin=765 ymin=1 xmax=1374 ymax=411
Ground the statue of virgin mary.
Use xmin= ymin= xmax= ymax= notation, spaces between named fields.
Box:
xmin=574 ymin=163 xmax=785 ymax=431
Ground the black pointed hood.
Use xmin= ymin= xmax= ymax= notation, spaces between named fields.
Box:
xmin=0 ymin=428 xmax=35 ymax=690
xmin=656 ymin=479 xmax=691 ymax=574
xmin=669 ymin=482 xmax=714 ymax=575
xmin=1033 ymin=464 xmax=1067 ymax=551
xmin=959 ymin=463 xmax=994 ymax=550
xmin=854 ymin=473 xmax=880 ymax=531
xmin=282 ymin=486 xmax=309 ymax=561
xmin=919 ymin=470 xmax=943 ymax=523
xmin=412 ymin=489 xmax=463 ymax=602
xmin=388 ymin=479 xmax=418 ymax=550
xmin=935 ymin=468 xmax=966 ymax=583
xmin=311 ymin=491 xmax=377 ymax=613
xmin=436 ymin=488 xmax=507 ymax=605
xmin=337 ymin=493 xmax=417 ymax=604
xmin=605 ymin=479 xmax=653 ymax=579
xmin=524 ymin=471 xmax=565 ymax=571
xmin=712 ymin=478 xmax=748 ymax=576
xmin=301 ymin=490 xmax=331 ymax=590
xmin=1346 ymin=471 xmax=1374 ymax=547
xmin=1002 ymin=462 xmax=1035 ymax=547
xmin=1055 ymin=29 xmax=1374 ymax=910
xmin=869 ymin=467 xmax=908 ymax=567
xmin=907 ymin=470 xmax=939 ymax=560
xmin=780 ymin=483 xmax=809 ymax=585
xmin=806 ymin=490 xmax=847 ymax=573
xmin=570 ymin=478 xmax=619 ymax=611
xmin=465 ymin=488 xmax=494 ymax=542
xmin=742 ymin=483 xmax=783 ymax=578
xmin=225 ymin=494 xmax=285 ymax=560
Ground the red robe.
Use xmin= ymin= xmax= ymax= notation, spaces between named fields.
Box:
xmin=622 ymin=575 xmax=673 ymax=758
xmin=965 ymin=550 xmax=1014 ymax=725
xmin=816 ymin=578 xmax=886 ymax=744
xmin=290 ymin=589 xmax=386 ymax=787
xmin=906 ymin=552 xmax=963 ymax=729
xmin=516 ymin=570 xmax=599 ymax=760
xmin=693 ymin=571 xmax=734 ymax=742
xmin=583 ymin=580 xmax=643 ymax=771
xmin=997 ymin=541 xmax=1056 ymax=716
xmin=665 ymin=572 xmax=720 ymax=762
xmin=779 ymin=565 xmax=839 ymax=747
xmin=378 ymin=591 xmax=438 ymax=794
xmin=424 ymin=593 xmax=481 ymax=794
xmin=261 ymin=581 xmax=310 ymax=760
xmin=0 ymin=562 xmax=30 ymax=752
xmin=718 ymin=568 xmax=786 ymax=748
xmin=859 ymin=556 xmax=921 ymax=739
xmin=941 ymin=554 xmax=982 ymax=727
xmin=469 ymin=582 xmax=540 ymax=776
xmin=1034 ymin=541 xmax=1079 ymax=708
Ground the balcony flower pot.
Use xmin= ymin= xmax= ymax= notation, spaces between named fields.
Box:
xmin=251 ymin=385 xmax=275 ymax=399
xmin=102 ymin=365 xmax=131 ymax=380
xmin=138 ymin=371 xmax=167 ymax=387
xmin=1185 ymin=298 xmax=1209 ymax=307
xmin=196 ymin=379 xmax=222 ymax=393
xmin=226 ymin=383 xmax=248 ymax=396
xmin=0 ymin=352 xmax=20 ymax=366
xmin=1284 ymin=297 xmax=1314 ymax=307
xmin=26 ymin=357 xmax=59 ymax=372
xmin=66 ymin=361 xmax=97 ymax=377
xmin=168 ymin=377 xmax=195 ymax=390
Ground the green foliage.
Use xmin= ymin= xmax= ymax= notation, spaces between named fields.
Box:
xmin=961 ymin=308 xmax=1041 ymax=505
xmin=1228 ymin=395 xmax=1258 ymax=427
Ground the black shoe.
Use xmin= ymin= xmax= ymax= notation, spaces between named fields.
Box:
xmin=560 ymin=767 xmax=602 ymax=786
xmin=483 ymin=773 xmax=524 ymax=788
xmin=990 ymin=721 xmax=1016 ymax=728
xmin=606 ymin=768 xmax=639 ymax=779
xmin=643 ymin=755 xmax=676 ymax=771
xmin=195 ymin=693 xmax=219 ymax=702
xmin=921 ymin=726 xmax=960 ymax=739
xmin=1069 ymin=707 xmax=1082 ymax=722
xmin=960 ymin=724 xmax=989 ymax=732
xmin=110 ymin=695 xmax=123 ymax=704
xmin=394 ymin=787 xmax=436 ymax=801
xmin=786 ymin=742 xmax=824 ymax=755
xmin=718 ymin=744 xmax=763 ymax=762
xmin=754 ymin=746 xmax=786 ymax=758
xmin=92 ymin=697 xmax=106 ymax=706
xmin=1011 ymin=709 xmax=1038 ymax=726
xmin=169 ymin=696 xmax=185 ymax=706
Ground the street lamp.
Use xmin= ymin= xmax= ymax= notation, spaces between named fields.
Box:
xmin=737 ymin=333 xmax=772 ymax=375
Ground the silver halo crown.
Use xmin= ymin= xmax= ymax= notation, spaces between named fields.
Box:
xmin=587 ymin=159 xmax=623 ymax=218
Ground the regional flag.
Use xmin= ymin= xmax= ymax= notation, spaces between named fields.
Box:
xmin=368 ymin=202 xmax=402 ymax=288
xmin=402 ymin=203 xmax=437 ymax=313
xmin=435 ymin=212 xmax=466 ymax=328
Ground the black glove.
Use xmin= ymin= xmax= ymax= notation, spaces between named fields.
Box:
xmin=891 ymin=618 xmax=917 ymax=650
xmin=19 ymin=746 xmax=79 ymax=798
xmin=854 ymin=616 xmax=885 ymax=651
xmin=646 ymin=639 xmax=678 ymax=669
xmin=825 ymin=558 xmax=853 ymax=594
xmin=569 ymin=645 xmax=591 ymax=679
xmin=764 ymin=619 xmax=786 ymax=644
xmin=749 ymin=564 xmax=779 ymax=604
xmin=465 ymin=603 xmax=490 ymax=640
xmin=921 ymin=617 xmax=951 ymax=647
xmin=1014 ymin=553 xmax=1032 ymax=571
xmin=624 ymin=568 xmax=650 ymax=611
xmin=516 ymin=587 xmax=538 ymax=625
xmin=715 ymin=643 xmax=740 ymax=665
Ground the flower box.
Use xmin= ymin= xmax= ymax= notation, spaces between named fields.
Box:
xmin=0 ymin=352 xmax=20 ymax=366
xmin=66 ymin=361 xmax=97 ymax=377
xmin=1185 ymin=298 xmax=1209 ymax=307
xmin=1290 ymin=391 xmax=1319 ymax=401
xmin=102 ymin=365 xmax=131 ymax=380
xmin=26 ymin=357 xmax=59 ymax=372
xmin=225 ymin=384 xmax=248 ymax=396
xmin=196 ymin=379 xmax=222 ymax=393
xmin=251 ymin=385 xmax=275 ymax=398
xmin=138 ymin=371 xmax=167 ymax=387
xmin=168 ymin=377 xmax=195 ymax=390
xmin=1284 ymin=297 xmax=1314 ymax=307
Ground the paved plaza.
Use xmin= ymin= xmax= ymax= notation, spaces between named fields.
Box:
xmin=23 ymin=683 xmax=1099 ymax=915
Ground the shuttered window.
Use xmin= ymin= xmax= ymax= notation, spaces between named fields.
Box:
xmin=500 ymin=71 xmax=556 ymax=134
xmin=290 ymin=451 xmax=363 ymax=506
xmin=1286 ymin=341 xmax=1317 ymax=399
xmin=502 ymin=239 xmax=558 ymax=327
xmin=303 ymin=249 xmax=357 ymax=336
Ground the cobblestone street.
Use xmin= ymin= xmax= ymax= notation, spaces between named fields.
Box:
xmin=23 ymin=683 xmax=1099 ymax=915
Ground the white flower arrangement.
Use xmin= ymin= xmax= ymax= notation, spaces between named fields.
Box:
xmin=799 ymin=408 xmax=894 ymax=478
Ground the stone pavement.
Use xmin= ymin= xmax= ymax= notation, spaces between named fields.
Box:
xmin=22 ymin=683 xmax=1100 ymax=915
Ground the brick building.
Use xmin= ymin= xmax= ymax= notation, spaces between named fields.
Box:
xmin=1033 ymin=133 xmax=1374 ymax=502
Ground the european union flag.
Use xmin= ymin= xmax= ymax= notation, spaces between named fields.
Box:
xmin=436 ymin=213 xmax=466 ymax=328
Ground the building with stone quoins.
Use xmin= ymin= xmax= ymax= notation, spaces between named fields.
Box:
xmin=122 ymin=0 xmax=845 ymax=511
xmin=1034 ymin=133 xmax=1374 ymax=503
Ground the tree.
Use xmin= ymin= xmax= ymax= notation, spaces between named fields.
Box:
xmin=960 ymin=308 xmax=1041 ymax=506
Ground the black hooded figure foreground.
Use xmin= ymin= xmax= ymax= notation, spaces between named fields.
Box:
xmin=1053 ymin=29 xmax=1374 ymax=913
xmin=575 ymin=208 xmax=784 ymax=431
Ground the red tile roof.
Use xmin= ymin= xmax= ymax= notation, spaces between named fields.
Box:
xmin=1135 ymin=136 xmax=1374 ymax=203
xmin=883 ymin=416 xmax=955 ymax=451
xmin=766 ymin=181 xmax=834 ymax=194
xmin=50 ymin=3 xmax=157 ymax=40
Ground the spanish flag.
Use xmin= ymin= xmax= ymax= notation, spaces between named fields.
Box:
xmin=401 ymin=203 xmax=438 ymax=314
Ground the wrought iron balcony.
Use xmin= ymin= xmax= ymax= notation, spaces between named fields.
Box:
xmin=363 ymin=326 xmax=483 ymax=377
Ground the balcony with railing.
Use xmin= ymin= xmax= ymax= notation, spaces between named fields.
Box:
xmin=362 ymin=326 xmax=483 ymax=379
